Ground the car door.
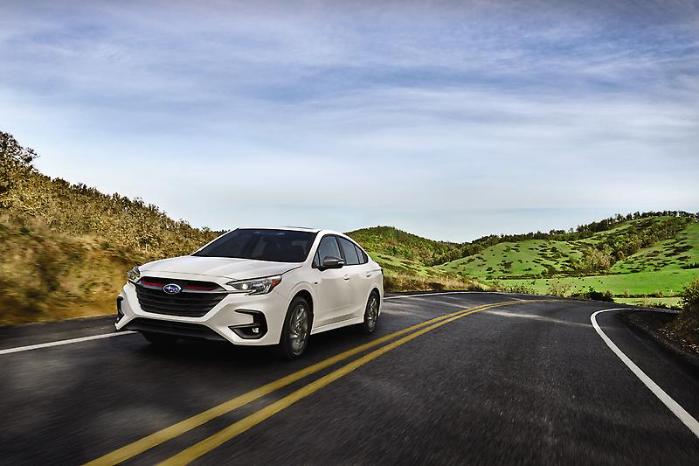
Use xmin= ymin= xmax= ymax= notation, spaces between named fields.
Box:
xmin=336 ymin=236 xmax=368 ymax=318
xmin=311 ymin=235 xmax=354 ymax=328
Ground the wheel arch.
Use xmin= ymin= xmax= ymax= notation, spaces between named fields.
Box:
xmin=292 ymin=288 xmax=314 ymax=327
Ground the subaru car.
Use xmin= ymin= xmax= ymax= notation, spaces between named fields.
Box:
xmin=116 ymin=228 xmax=383 ymax=358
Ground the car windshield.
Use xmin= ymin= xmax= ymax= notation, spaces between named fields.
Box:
xmin=193 ymin=229 xmax=317 ymax=262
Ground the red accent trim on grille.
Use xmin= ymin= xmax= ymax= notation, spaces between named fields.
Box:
xmin=137 ymin=277 xmax=223 ymax=292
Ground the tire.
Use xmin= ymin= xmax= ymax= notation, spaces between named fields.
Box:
xmin=278 ymin=296 xmax=312 ymax=360
xmin=142 ymin=332 xmax=178 ymax=346
xmin=360 ymin=292 xmax=380 ymax=334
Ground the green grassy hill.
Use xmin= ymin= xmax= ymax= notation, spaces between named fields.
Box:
xmin=440 ymin=215 xmax=699 ymax=304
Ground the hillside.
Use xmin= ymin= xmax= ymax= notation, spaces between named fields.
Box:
xmin=1 ymin=130 xmax=697 ymax=325
xmin=440 ymin=215 xmax=699 ymax=304
xmin=346 ymin=226 xmax=481 ymax=292
xmin=0 ymin=131 xmax=220 ymax=324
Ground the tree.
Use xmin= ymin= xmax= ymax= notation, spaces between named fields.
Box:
xmin=0 ymin=131 xmax=37 ymax=208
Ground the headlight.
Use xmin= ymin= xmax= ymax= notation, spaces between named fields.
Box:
xmin=227 ymin=275 xmax=282 ymax=295
xmin=127 ymin=266 xmax=141 ymax=283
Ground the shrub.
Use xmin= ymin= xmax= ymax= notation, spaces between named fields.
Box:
xmin=547 ymin=279 xmax=572 ymax=297
xmin=573 ymin=287 xmax=614 ymax=302
xmin=681 ymin=278 xmax=699 ymax=313
xmin=663 ymin=279 xmax=699 ymax=348
xmin=504 ymin=283 xmax=536 ymax=295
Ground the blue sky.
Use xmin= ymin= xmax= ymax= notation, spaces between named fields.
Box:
xmin=1 ymin=0 xmax=698 ymax=241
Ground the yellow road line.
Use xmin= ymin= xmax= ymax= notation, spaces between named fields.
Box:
xmin=159 ymin=300 xmax=548 ymax=466
xmin=84 ymin=301 xmax=508 ymax=466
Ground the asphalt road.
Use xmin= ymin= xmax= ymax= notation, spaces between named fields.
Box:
xmin=1 ymin=292 xmax=697 ymax=465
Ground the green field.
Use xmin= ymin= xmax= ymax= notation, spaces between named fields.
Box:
xmin=493 ymin=269 xmax=698 ymax=297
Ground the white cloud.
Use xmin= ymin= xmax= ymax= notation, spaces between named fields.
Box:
xmin=1 ymin=0 xmax=698 ymax=240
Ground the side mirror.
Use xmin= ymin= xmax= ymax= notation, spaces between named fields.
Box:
xmin=320 ymin=256 xmax=345 ymax=270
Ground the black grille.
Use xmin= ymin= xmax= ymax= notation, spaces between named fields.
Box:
xmin=135 ymin=281 xmax=227 ymax=317
xmin=124 ymin=318 xmax=225 ymax=341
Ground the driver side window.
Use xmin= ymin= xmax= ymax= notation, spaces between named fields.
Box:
xmin=314 ymin=235 xmax=342 ymax=267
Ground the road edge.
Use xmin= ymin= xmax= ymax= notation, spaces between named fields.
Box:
xmin=618 ymin=309 xmax=699 ymax=371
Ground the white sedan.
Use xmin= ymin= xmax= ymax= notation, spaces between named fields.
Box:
xmin=116 ymin=227 xmax=383 ymax=358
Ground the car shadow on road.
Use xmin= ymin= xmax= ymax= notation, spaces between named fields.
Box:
xmin=133 ymin=324 xmax=377 ymax=370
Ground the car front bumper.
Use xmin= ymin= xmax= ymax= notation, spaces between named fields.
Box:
xmin=115 ymin=280 xmax=288 ymax=346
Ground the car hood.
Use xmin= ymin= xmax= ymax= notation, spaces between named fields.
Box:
xmin=140 ymin=255 xmax=300 ymax=280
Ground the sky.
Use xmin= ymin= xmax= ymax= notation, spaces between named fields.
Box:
xmin=1 ymin=0 xmax=698 ymax=241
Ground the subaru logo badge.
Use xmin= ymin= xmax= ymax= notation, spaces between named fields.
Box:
xmin=163 ymin=283 xmax=182 ymax=294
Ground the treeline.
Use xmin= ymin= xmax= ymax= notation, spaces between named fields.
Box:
xmin=431 ymin=211 xmax=698 ymax=265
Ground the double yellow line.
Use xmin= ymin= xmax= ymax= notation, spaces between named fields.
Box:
xmin=87 ymin=299 xmax=545 ymax=466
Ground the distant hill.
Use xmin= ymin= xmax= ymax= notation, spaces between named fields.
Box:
xmin=349 ymin=215 xmax=698 ymax=305
xmin=440 ymin=215 xmax=698 ymax=302
xmin=1 ymin=130 xmax=697 ymax=324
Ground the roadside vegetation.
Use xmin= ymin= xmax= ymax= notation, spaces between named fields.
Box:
xmin=663 ymin=278 xmax=699 ymax=350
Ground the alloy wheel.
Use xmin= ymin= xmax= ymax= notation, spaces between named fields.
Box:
xmin=288 ymin=304 xmax=309 ymax=355
xmin=366 ymin=295 xmax=379 ymax=331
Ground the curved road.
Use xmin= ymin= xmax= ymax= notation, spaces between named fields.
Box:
xmin=0 ymin=293 xmax=697 ymax=465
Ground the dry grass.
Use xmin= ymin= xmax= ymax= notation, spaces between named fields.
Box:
xmin=0 ymin=217 xmax=147 ymax=325
xmin=383 ymin=272 xmax=489 ymax=293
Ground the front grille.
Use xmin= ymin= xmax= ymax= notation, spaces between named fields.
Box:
xmin=135 ymin=277 xmax=227 ymax=317
xmin=124 ymin=318 xmax=225 ymax=341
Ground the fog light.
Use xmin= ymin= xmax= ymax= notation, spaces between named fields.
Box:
xmin=229 ymin=310 xmax=268 ymax=339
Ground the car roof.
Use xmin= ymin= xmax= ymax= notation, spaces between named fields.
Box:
xmin=229 ymin=227 xmax=355 ymax=238
xmin=233 ymin=226 xmax=323 ymax=233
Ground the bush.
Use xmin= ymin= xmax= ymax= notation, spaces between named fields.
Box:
xmin=503 ymin=283 xmax=536 ymax=295
xmin=663 ymin=279 xmax=699 ymax=349
xmin=547 ymin=279 xmax=572 ymax=297
xmin=572 ymin=287 xmax=614 ymax=302
xmin=681 ymin=278 xmax=699 ymax=312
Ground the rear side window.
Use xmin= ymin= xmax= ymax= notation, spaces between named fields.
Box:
xmin=355 ymin=245 xmax=368 ymax=264
xmin=338 ymin=237 xmax=360 ymax=265
xmin=316 ymin=236 xmax=342 ymax=263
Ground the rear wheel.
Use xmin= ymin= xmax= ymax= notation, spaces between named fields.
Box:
xmin=361 ymin=292 xmax=380 ymax=334
xmin=279 ymin=297 xmax=311 ymax=360
xmin=142 ymin=332 xmax=178 ymax=346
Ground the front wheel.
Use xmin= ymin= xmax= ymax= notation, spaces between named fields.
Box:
xmin=360 ymin=292 xmax=380 ymax=334
xmin=279 ymin=296 xmax=311 ymax=360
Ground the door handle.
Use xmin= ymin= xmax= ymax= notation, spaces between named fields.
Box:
xmin=343 ymin=274 xmax=350 ymax=281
